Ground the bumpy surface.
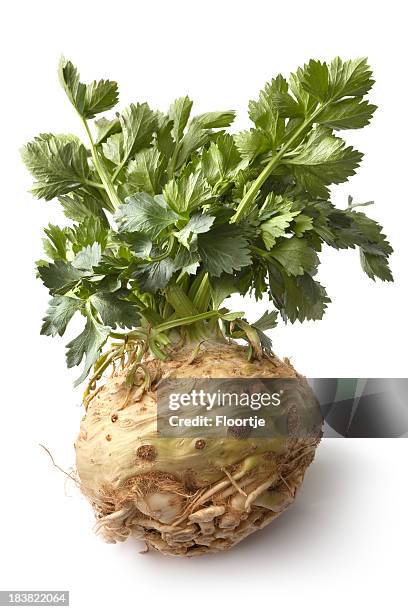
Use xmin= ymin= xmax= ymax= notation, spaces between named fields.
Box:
xmin=76 ymin=341 xmax=321 ymax=556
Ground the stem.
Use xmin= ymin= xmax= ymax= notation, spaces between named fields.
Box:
xmin=154 ymin=310 xmax=219 ymax=333
xmin=190 ymin=271 xmax=211 ymax=312
xmin=111 ymin=160 xmax=125 ymax=183
xmin=148 ymin=236 xmax=175 ymax=262
xmin=167 ymin=142 xmax=181 ymax=179
xmin=83 ymin=179 xmax=105 ymax=189
xmin=346 ymin=198 xmax=374 ymax=211
xmin=81 ymin=117 xmax=122 ymax=211
xmin=109 ymin=331 xmax=129 ymax=340
xmin=111 ymin=136 xmax=142 ymax=183
xmin=166 ymin=283 xmax=198 ymax=317
xmin=252 ymin=245 xmax=272 ymax=258
xmin=230 ymin=105 xmax=325 ymax=223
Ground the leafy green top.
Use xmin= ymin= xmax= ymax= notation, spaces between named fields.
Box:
xmin=22 ymin=57 xmax=393 ymax=386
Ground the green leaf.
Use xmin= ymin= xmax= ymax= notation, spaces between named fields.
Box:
xmin=59 ymin=58 xmax=119 ymax=119
xmin=193 ymin=110 xmax=235 ymax=129
xmin=125 ymin=232 xmax=153 ymax=258
xmin=66 ymin=315 xmax=110 ymax=385
xmin=198 ymin=225 xmax=252 ymax=276
xmin=360 ymin=250 xmax=393 ymax=282
xmin=155 ymin=113 xmax=176 ymax=160
xmin=38 ymin=260 xmax=83 ymax=294
xmin=260 ymin=210 xmax=300 ymax=249
xmin=72 ymin=243 xmax=102 ymax=271
xmin=201 ymin=133 xmax=242 ymax=185
xmin=125 ymin=148 xmax=164 ymax=195
xmin=328 ymin=57 xmax=374 ymax=100
xmin=168 ymin=96 xmax=193 ymax=142
xmin=58 ymin=59 xmax=86 ymax=113
xmin=289 ymin=67 xmax=316 ymax=114
xmin=94 ymin=116 xmax=121 ymax=145
xmin=119 ymin=103 xmax=157 ymax=166
xmin=90 ymin=292 xmax=141 ymax=328
xmin=320 ymin=208 xmax=393 ymax=260
xmin=248 ymin=75 xmax=287 ymax=143
xmin=318 ymin=97 xmax=377 ymax=130
xmin=268 ymin=264 xmax=330 ymax=323
xmin=270 ymin=91 xmax=303 ymax=118
xmin=68 ymin=217 xmax=108 ymax=251
xmin=294 ymin=214 xmax=313 ymax=237
xmin=175 ymin=124 xmax=209 ymax=169
xmin=163 ymin=171 xmax=211 ymax=213
xmin=234 ymin=129 xmax=269 ymax=161
xmin=249 ymin=75 xmax=287 ymax=121
xmin=286 ymin=127 xmax=363 ymax=198
xmin=133 ymin=258 xmax=175 ymax=292
xmin=21 ymin=134 xmax=90 ymax=200
xmin=174 ymin=213 xmax=215 ymax=248
xmin=258 ymin=193 xmax=297 ymax=221
xmin=301 ymin=59 xmax=329 ymax=101
xmin=116 ymin=192 xmax=178 ymax=240
xmin=92 ymin=251 xmax=133 ymax=276
xmin=41 ymin=296 xmax=81 ymax=336
xmin=83 ymin=79 xmax=119 ymax=119
xmin=102 ymin=133 xmax=123 ymax=164
xmin=252 ymin=310 xmax=278 ymax=331
xmin=269 ymin=237 xmax=319 ymax=276
xmin=251 ymin=309 xmax=279 ymax=352
xmin=58 ymin=191 xmax=108 ymax=223
xmin=43 ymin=224 xmax=68 ymax=260
xmin=347 ymin=211 xmax=393 ymax=256
xmin=173 ymin=246 xmax=201 ymax=274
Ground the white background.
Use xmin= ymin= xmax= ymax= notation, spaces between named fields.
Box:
xmin=1 ymin=1 xmax=407 ymax=610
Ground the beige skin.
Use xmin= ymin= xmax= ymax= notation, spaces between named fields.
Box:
xmin=76 ymin=341 xmax=321 ymax=556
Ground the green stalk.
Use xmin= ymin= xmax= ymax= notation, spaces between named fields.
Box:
xmin=189 ymin=271 xmax=211 ymax=312
xmin=83 ymin=179 xmax=105 ymax=189
xmin=111 ymin=159 xmax=126 ymax=183
xmin=230 ymin=104 xmax=325 ymax=224
xmin=148 ymin=236 xmax=175 ymax=262
xmin=109 ymin=331 xmax=130 ymax=340
xmin=156 ymin=282 xmax=223 ymax=341
xmin=154 ymin=310 xmax=219 ymax=333
xmin=166 ymin=284 xmax=198 ymax=317
xmin=167 ymin=142 xmax=181 ymax=179
xmin=81 ymin=117 xmax=122 ymax=211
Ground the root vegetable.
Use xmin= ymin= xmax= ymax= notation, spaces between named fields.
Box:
xmin=76 ymin=341 xmax=320 ymax=555
xmin=22 ymin=56 xmax=393 ymax=557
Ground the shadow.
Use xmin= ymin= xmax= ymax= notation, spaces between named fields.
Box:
xmin=236 ymin=441 xmax=351 ymax=552
xmin=115 ymin=440 xmax=361 ymax=573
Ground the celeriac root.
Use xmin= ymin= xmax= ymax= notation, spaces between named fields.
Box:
xmin=76 ymin=340 xmax=321 ymax=556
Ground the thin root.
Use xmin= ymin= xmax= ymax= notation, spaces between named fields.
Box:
xmin=222 ymin=467 xmax=247 ymax=497
xmin=39 ymin=444 xmax=78 ymax=484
